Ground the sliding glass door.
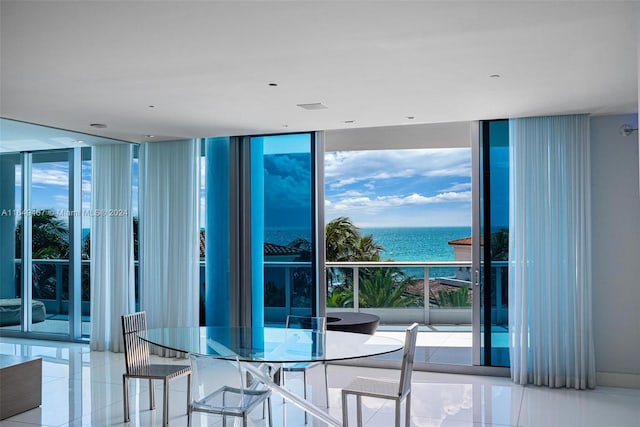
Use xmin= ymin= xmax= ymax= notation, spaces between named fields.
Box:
xmin=203 ymin=132 xmax=324 ymax=329
xmin=0 ymin=154 xmax=22 ymax=331
xmin=473 ymin=119 xmax=510 ymax=367
xmin=0 ymin=148 xmax=87 ymax=339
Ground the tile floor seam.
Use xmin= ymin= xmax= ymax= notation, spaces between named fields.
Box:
xmin=515 ymin=384 xmax=526 ymax=427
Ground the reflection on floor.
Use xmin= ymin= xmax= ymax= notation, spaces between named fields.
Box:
xmin=1 ymin=336 xmax=638 ymax=426
xmin=0 ymin=319 xmax=91 ymax=336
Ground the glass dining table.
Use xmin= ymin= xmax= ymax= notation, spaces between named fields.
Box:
xmin=139 ymin=326 xmax=403 ymax=426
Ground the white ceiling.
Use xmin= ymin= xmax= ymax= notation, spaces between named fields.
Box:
xmin=0 ymin=0 xmax=638 ymax=144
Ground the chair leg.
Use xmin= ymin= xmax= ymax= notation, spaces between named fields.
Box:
xmin=123 ymin=376 xmax=130 ymax=423
xmin=356 ymin=395 xmax=363 ymax=427
xmin=163 ymin=379 xmax=169 ymax=427
xmin=186 ymin=373 xmax=191 ymax=413
xmin=405 ymin=393 xmax=411 ymax=427
xmin=341 ymin=390 xmax=349 ymax=427
xmin=149 ymin=378 xmax=155 ymax=409
xmin=323 ymin=363 xmax=329 ymax=408
xmin=303 ymin=370 xmax=308 ymax=425
xmin=395 ymin=399 xmax=401 ymax=427
xmin=267 ymin=396 xmax=273 ymax=427
xmin=187 ymin=407 xmax=192 ymax=427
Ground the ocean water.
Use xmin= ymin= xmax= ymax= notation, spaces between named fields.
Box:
xmin=264 ymin=226 xmax=471 ymax=262
xmin=361 ymin=226 xmax=471 ymax=262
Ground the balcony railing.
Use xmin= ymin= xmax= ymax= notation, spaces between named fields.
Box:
xmin=326 ymin=261 xmax=473 ymax=324
xmin=9 ymin=259 xmax=505 ymax=327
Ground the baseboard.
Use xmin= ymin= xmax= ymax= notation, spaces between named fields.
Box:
xmin=596 ymin=371 xmax=640 ymax=389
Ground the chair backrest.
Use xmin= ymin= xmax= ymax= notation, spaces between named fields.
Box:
xmin=285 ymin=315 xmax=327 ymax=332
xmin=398 ymin=323 xmax=419 ymax=397
xmin=189 ymin=353 xmax=247 ymax=409
xmin=121 ymin=311 xmax=151 ymax=374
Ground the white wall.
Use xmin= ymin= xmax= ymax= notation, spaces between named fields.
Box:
xmin=590 ymin=114 xmax=640 ymax=388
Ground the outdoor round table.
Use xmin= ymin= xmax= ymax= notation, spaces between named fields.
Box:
xmin=139 ymin=326 xmax=403 ymax=426
xmin=326 ymin=312 xmax=380 ymax=335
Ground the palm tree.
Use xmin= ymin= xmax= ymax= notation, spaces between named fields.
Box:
xmin=325 ymin=217 xmax=384 ymax=262
xmin=15 ymin=210 xmax=70 ymax=299
xmin=358 ymin=269 xmax=420 ymax=308
xmin=325 ymin=217 xmax=361 ymax=262
xmin=357 ymin=234 xmax=383 ymax=261
xmin=325 ymin=217 xmax=419 ymax=308
xmin=490 ymin=228 xmax=509 ymax=261
xmin=15 ymin=210 xmax=69 ymax=259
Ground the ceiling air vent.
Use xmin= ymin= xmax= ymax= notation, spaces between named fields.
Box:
xmin=296 ymin=103 xmax=328 ymax=110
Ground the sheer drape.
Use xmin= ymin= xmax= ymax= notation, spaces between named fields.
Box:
xmin=90 ymin=144 xmax=135 ymax=352
xmin=509 ymin=114 xmax=595 ymax=389
xmin=139 ymin=140 xmax=200 ymax=331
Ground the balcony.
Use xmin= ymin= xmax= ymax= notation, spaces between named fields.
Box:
xmin=4 ymin=259 xmax=507 ymax=366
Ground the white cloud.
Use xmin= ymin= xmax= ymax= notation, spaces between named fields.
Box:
xmin=335 ymin=190 xmax=368 ymax=198
xmin=441 ymin=182 xmax=472 ymax=192
xmin=328 ymin=190 xmax=471 ymax=212
xmin=31 ymin=165 xmax=68 ymax=187
xmin=325 ymin=148 xmax=470 ymax=189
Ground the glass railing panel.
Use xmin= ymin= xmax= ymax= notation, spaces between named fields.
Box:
xmin=264 ymin=262 xmax=313 ymax=323
xmin=326 ymin=266 xmax=354 ymax=309
xmin=357 ymin=266 xmax=424 ymax=309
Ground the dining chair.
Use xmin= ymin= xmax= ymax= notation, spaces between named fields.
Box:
xmin=121 ymin=312 xmax=191 ymax=427
xmin=280 ymin=315 xmax=329 ymax=424
xmin=188 ymin=353 xmax=273 ymax=427
xmin=341 ymin=322 xmax=419 ymax=427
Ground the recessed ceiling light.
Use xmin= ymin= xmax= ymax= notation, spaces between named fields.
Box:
xmin=282 ymin=124 xmax=288 ymax=128
xmin=296 ymin=103 xmax=328 ymax=110
xmin=145 ymin=135 xmax=155 ymax=138
xmin=344 ymin=120 xmax=355 ymax=124
xmin=74 ymin=140 xmax=84 ymax=144
xmin=268 ymin=83 xmax=278 ymax=87
xmin=148 ymin=105 xmax=156 ymax=108
xmin=406 ymin=116 xmax=415 ymax=120
xmin=488 ymin=74 xmax=501 ymax=78
xmin=90 ymin=123 xmax=107 ymax=128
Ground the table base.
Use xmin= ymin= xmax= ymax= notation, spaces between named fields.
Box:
xmin=243 ymin=362 xmax=341 ymax=426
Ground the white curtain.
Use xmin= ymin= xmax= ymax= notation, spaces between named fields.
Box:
xmin=509 ymin=114 xmax=595 ymax=389
xmin=139 ymin=140 xmax=200 ymax=330
xmin=90 ymin=144 xmax=135 ymax=352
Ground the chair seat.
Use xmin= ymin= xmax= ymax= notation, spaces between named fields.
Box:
xmin=192 ymin=385 xmax=270 ymax=415
xmin=126 ymin=363 xmax=191 ymax=380
xmin=343 ymin=376 xmax=402 ymax=399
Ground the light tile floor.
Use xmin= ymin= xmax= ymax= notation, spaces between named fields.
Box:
xmin=1 ymin=337 xmax=639 ymax=427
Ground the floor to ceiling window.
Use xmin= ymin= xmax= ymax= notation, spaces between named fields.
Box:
xmin=257 ymin=133 xmax=315 ymax=324
xmin=30 ymin=150 xmax=71 ymax=335
xmin=0 ymin=153 xmax=21 ymax=330
xmin=478 ymin=119 xmax=510 ymax=367
xmin=324 ymin=123 xmax=475 ymax=366
xmin=202 ymin=133 xmax=322 ymax=328
xmin=0 ymin=118 xmax=129 ymax=341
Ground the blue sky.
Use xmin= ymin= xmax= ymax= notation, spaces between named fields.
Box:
xmin=324 ymin=148 xmax=472 ymax=227
xmin=24 ymin=145 xmax=472 ymax=230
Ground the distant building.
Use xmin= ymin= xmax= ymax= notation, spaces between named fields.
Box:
xmin=447 ymin=236 xmax=476 ymax=282
xmin=264 ymin=242 xmax=301 ymax=262
xmin=448 ymin=237 xmax=472 ymax=261
xmin=199 ymin=230 xmax=302 ymax=261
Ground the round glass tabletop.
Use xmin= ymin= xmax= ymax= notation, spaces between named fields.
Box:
xmin=140 ymin=326 xmax=403 ymax=363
